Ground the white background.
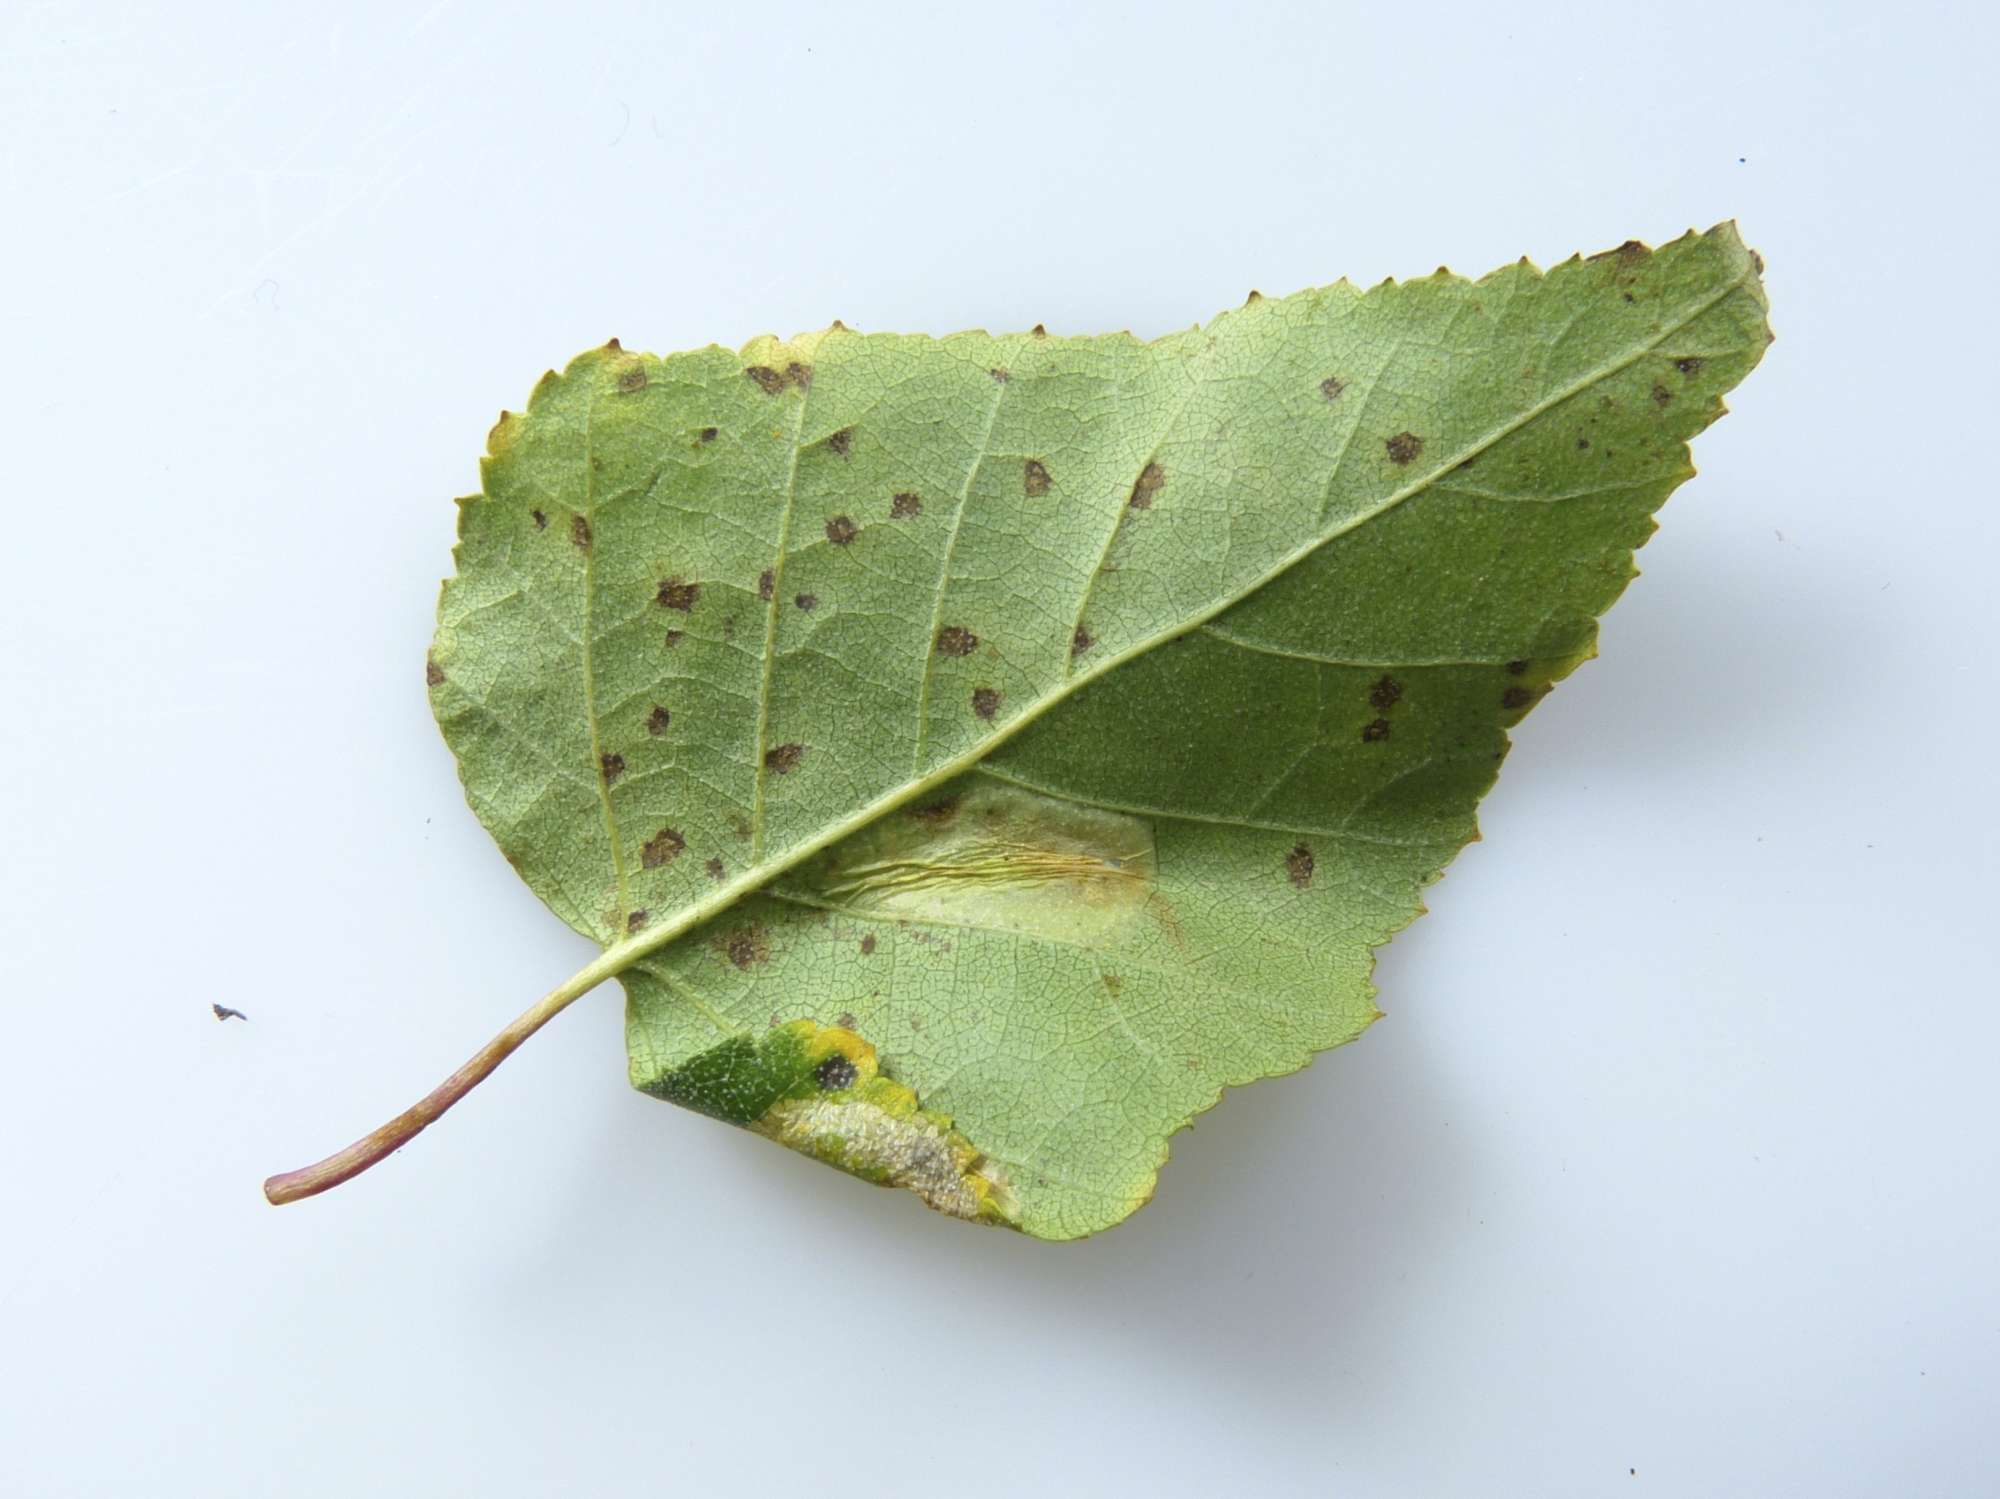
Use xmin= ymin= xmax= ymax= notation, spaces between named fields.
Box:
xmin=3 ymin=3 xmax=1994 ymax=1495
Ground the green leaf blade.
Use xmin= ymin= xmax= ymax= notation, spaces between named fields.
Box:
xmin=429 ymin=224 xmax=1770 ymax=1238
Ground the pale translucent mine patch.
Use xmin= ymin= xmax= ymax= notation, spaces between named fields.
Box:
xmin=756 ymin=1095 xmax=1019 ymax=1223
xmin=799 ymin=780 xmax=1156 ymax=946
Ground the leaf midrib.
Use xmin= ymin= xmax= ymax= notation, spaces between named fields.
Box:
xmin=578 ymin=263 xmax=1754 ymax=984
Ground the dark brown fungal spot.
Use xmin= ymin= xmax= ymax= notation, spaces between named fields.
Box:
xmin=1023 ymin=459 xmax=1052 ymax=497
xmin=1361 ymin=718 xmax=1391 ymax=743
xmin=617 ymin=366 xmax=647 ymax=393
xmin=765 ymin=743 xmax=806 ymax=775
xmin=1385 ymin=432 xmax=1424 ymax=465
xmin=627 ymin=909 xmax=649 ymax=934
xmin=825 ymin=514 xmax=858 ymax=546
xmin=756 ymin=568 xmax=774 ymax=601
xmin=1286 ymin=843 xmax=1316 ymax=889
xmin=890 ymin=491 xmax=923 ymax=519
xmin=971 ymin=687 xmax=1001 ymax=720
xmin=704 ymin=856 xmax=725 ymax=881
xmin=826 ymin=427 xmax=852 ymax=457
xmin=1676 ymin=357 xmax=1705 ymax=377
xmin=1651 ymin=383 xmax=1673 ymax=408
xmin=641 ymin=827 xmax=685 ymax=868
xmin=859 ymin=934 xmax=877 ymax=955
xmin=1577 ymin=437 xmax=1591 ymax=451
xmin=1622 ymin=292 xmax=1636 ymax=304
xmin=745 ymin=365 xmax=787 ymax=395
xmin=989 ymin=367 xmax=1010 ymax=383
xmin=725 ymin=924 xmax=770 ymax=969
xmin=816 ymin=1054 xmax=858 ymax=1091
xmin=1128 ymin=461 xmax=1165 ymax=509
xmin=531 ymin=509 xmax=548 ymax=530
xmin=657 ymin=577 xmax=700 ymax=612
xmin=910 ymin=795 xmax=961 ymax=826
xmin=699 ymin=426 xmax=718 ymax=443
xmin=1071 ymin=625 xmax=1094 ymax=657
xmin=646 ymin=704 xmax=671 ymax=735
xmin=1369 ymin=675 xmax=1403 ymax=711
xmin=1506 ymin=659 xmax=1528 ymax=675
xmin=794 ymin=592 xmax=817 ymax=611
xmin=785 ymin=361 xmax=812 ymax=390
xmin=1320 ymin=376 xmax=1347 ymax=401
xmin=664 ymin=629 xmax=685 ymax=649
xmin=600 ymin=752 xmax=626 ymax=784
xmin=935 ymin=625 xmax=978 ymax=657
xmin=426 ymin=655 xmax=445 ymax=688
xmin=1501 ymin=685 xmax=1535 ymax=710
xmin=570 ymin=514 xmax=593 ymax=550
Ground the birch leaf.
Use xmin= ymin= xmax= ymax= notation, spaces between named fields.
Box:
xmin=268 ymin=224 xmax=1771 ymax=1239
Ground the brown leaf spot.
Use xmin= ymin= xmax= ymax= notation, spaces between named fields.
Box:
xmin=531 ymin=509 xmax=548 ymax=530
xmin=1320 ymin=376 xmax=1347 ymax=401
xmin=794 ymin=592 xmax=817 ymax=611
xmin=664 ymin=629 xmax=685 ymax=649
xmin=646 ymin=704 xmax=671 ymax=735
xmin=935 ymin=625 xmax=978 ymax=657
xmin=826 ymin=427 xmax=852 ymax=457
xmin=1505 ymin=659 xmax=1528 ymax=675
xmin=971 ymin=687 xmax=1001 ymax=720
xmin=626 ymin=909 xmax=649 ymax=934
xmin=617 ymin=366 xmax=648 ymax=393
xmin=890 ymin=491 xmax=923 ymax=519
xmin=1128 ymin=461 xmax=1165 ymax=510
xmin=745 ymin=365 xmax=787 ymax=395
xmin=699 ymin=426 xmax=718 ymax=443
xmin=989 ymin=367 xmax=1010 ymax=383
xmin=570 ymin=514 xmax=593 ymax=550
xmin=1023 ymin=459 xmax=1052 ymax=497
xmin=1071 ymin=625 xmax=1095 ymax=657
xmin=426 ymin=655 xmax=446 ymax=688
xmin=1385 ymin=432 xmax=1424 ymax=466
xmin=859 ymin=934 xmax=877 ymax=955
xmin=765 ymin=743 xmax=806 ymax=775
xmin=1369 ymin=675 xmax=1402 ymax=711
xmin=752 ymin=569 xmax=773 ymax=602
xmin=600 ymin=752 xmax=626 ymax=784
xmin=704 ymin=856 xmax=725 ymax=881
xmin=1576 ymin=437 xmax=1591 ymax=451
xmin=825 ymin=514 xmax=858 ymax=546
xmin=1651 ymin=383 xmax=1673 ymax=409
xmin=641 ymin=827 xmax=685 ymax=868
xmin=1286 ymin=843 xmax=1316 ymax=889
xmin=657 ymin=577 xmax=700 ymax=612
xmin=1102 ymin=973 xmax=1124 ymax=996
xmin=1501 ymin=685 xmax=1535 ymax=710
xmin=815 ymin=1054 xmax=858 ymax=1091
xmin=1361 ymin=718 xmax=1391 ymax=743
xmin=1675 ymin=357 xmax=1706 ymax=377
xmin=725 ymin=924 xmax=770 ymax=970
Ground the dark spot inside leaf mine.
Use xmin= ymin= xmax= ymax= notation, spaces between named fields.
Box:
xmin=816 ymin=1054 xmax=858 ymax=1091
xmin=910 ymin=795 xmax=961 ymax=826
xmin=1505 ymin=659 xmax=1528 ymax=675
xmin=1652 ymin=383 xmax=1673 ymax=408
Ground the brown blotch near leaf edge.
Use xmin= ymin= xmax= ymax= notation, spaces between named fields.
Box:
xmin=426 ymin=655 xmax=446 ymax=688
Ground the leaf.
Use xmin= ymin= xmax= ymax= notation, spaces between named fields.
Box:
xmin=268 ymin=225 xmax=1771 ymax=1238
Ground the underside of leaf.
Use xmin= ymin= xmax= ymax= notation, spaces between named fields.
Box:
xmin=279 ymin=224 xmax=1769 ymax=1237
